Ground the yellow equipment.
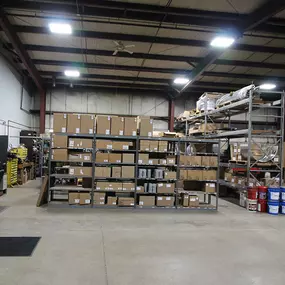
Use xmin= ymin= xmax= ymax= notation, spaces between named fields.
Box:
xmin=7 ymin=158 xmax=18 ymax=187
xmin=10 ymin=145 xmax=28 ymax=161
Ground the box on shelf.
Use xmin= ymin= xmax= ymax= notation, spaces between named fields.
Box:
xmin=202 ymin=170 xmax=217 ymax=180
xmin=187 ymin=156 xmax=201 ymax=166
xmin=96 ymin=153 xmax=109 ymax=163
xmin=68 ymin=152 xmax=92 ymax=162
xmin=69 ymin=138 xmax=93 ymax=148
xmin=79 ymin=193 xmax=91 ymax=205
xmin=158 ymin=141 xmax=168 ymax=152
xmin=202 ymin=156 xmax=218 ymax=167
xmin=109 ymin=153 xmax=122 ymax=163
xmin=96 ymin=140 xmax=112 ymax=149
xmin=159 ymin=159 xmax=167 ymax=165
xmin=51 ymin=134 xmax=67 ymax=148
xmin=94 ymin=192 xmax=106 ymax=205
xmin=140 ymin=117 xmax=153 ymax=137
xmin=189 ymin=195 xmax=199 ymax=207
xmin=224 ymin=172 xmax=232 ymax=182
xmin=69 ymin=192 xmax=80 ymax=204
xmin=96 ymin=182 xmax=107 ymax=190
xmin=110 ymin=182 xmax=123 ymax=190
xmin=140 ymin=140 xmax=150 ymax=151
xmin=179 ymin=170 xmax=187 ymax=180
xmin=204 ymin=183 xmax=216 ymax=193
xmin=124 ymin=117 xmax=137 ymax=136
xmin=95 ymin=167 xmax=111 ymax=178
xmin=121 ymin=166 xmax=135 ymax=178
xmin=122 ymin=182 xmax=135 ymax=191
xmin=136 ymin=186 xmax=144 ymax=193
xmin=179 ymin=155 xmax=186 ymax=165
xmin=149 ymin=158 xmax=159 ymax=165
xmin=149 ymin=141 xmax=158 ymax=151
xmin=122 ymin=153 xmax=134 ymax=163
xmin=112 ymin=167 xmax=121 ymax=178
xmin=118 ymin=197 xmax=134 ymax=206
xmin=138 ymin=154 xmax=149 ymax=164
xmin=164 ymin=171 xmax=177 ymax=179
xmin=156 ymin=196 xmax=174 ymax=207
xmin=181 ymin=193 xmax=189 ymax=207
xmin=111 ymin=116 xmax=124 ymax=136
xmin=51 ymin=149 xmax=67 ymax=161
xmin=80 ymin=114 xmax=95 ymax=134
xmin=53 ymin=113 xmax=67 ymax=133
xmin=157 ymin=183 xmax=175 ymax=193
xmin=167 ymin=156 xmax=176 ymax=165
xmin=176 ymin=180 xmax=184 ymax=189
xmin=96 ymin=115 xmax=111 ymax=135
xmin=187 ymin=170 xmax=202 ymax=180
xmin=67 ymin=114 xmax=81 ymax=134
xmin=107 ymin=196 xmax=117 ymax=206
xmin=139 ymin=196 xmax=155 ymax=206
xmin=69 ymin=167 xmax=92 ymax=176
xmin=112 ymin=141 xmax=133 ymax=150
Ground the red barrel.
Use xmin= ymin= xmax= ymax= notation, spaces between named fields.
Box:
xmin=257 ymin=199 xmax=267 ymax=213
xmin=248 ymin=187 xmax=258 ymax=200
xmin=258 ymin=186 xmax=267 ymax=200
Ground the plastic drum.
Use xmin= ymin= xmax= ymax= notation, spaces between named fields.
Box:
xmin=268 ymin=201 xmax=279 ymax=215
xmin=267 ymin=188 xmax=280 ymax=201
xmin=281 ymin=187 xmax=285 ymax=202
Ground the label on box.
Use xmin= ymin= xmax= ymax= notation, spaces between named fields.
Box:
xmin=107 ymin=144 xmax=112 ymax=149
xmin=168 ymin=159 xmax=174 ymax=164
xmin=130 ymin=203 xmax=134 ymax=206
xmin=123 ymin=188 xmax=126 ymax=190
xmin=85 ymin=199 xmax=90 ymax=204
xmin=89 ymin=129 xmax=92 ymax=134
xmin=234 ymin=149 xmax=237 ymax=153
xmin=148 ymin=132 xmax=151 ymax=136
xmin=77 ymin=114 xmax=80 ymax=119
xmin=274 ymin=157 xmax=279 ymax=162
xmin=106 ymin=130 xmax=110 ymax=135
xmin=210 ymin=183 xmax=215 ymax=187
xmin=154 ymin=148 xmax=158 ymax=151
xmin=238 ymin=149 xmax=241 ymax=153
xmin=139 ymin=201 xmax=144 ymax=205
xmin=158 ymin=197 xmax=163 ymax=200
xmin=63 ymin=114 xmax=67 ymax=118
xmin=231 ymin=178 xmax=235 ymax=183
xmin=100 ymin=197 xmax=104 ymax=200
xmin=96 ymin=187 xmax=101 ymax=190
xmin=51 ymin=155 xmax=54 ymax=159
xmin=132 ymin=131 xmax=136 ymax=136
xmin=166 ymin=184 xmax=171 ymax=188
xmin=249 ymin=182 xmax=254 ymax=187
xmin=80 ymin=169 xmax=83 ymax=175
xmin=75 ymin=199 xmax=80 ymax=203
xmin=62 ymin=127 xmax=66 ymax=133
xmin=99 ymin=202 xmax=104 ymax=205
xmin=51 ymin=142 xmax=54 ymax=147
xmin=112 ymin=202 xmax=116 ymax=205
xmin=108 ymin=116 xmax=110 ymax=120
xmin=237 ymin=155 xmax=242 ymax=160
xmin=150 ymin=119 xmax=153 ymax=124
xmin=166 ymin=197 xmax=171 ymax=201
xmin=70 ymin=169 xmax=74 ymax=175
xmin=190 ymin=198 xmax=196 ymax=202
xmin=138 ymin=160 xmax=142 ymax=164
xmin=116 ymin=160 xmax=121 ymax=163
xmin=149 ymin=160 xmax=153 ymax=165
xmin=123 ymin=145 xmax=129 ymax=150
xmin=161 ymin=160 xmax=166 ymax=164
xmin=158 ymin=183 xmax=163 ymax=187
xmin=137 ymin=187 xmax=142 ymax=190
xmin=84 ymin=156 xmax=89 ymax=161
xmin=119 ymin=130 xmax=124 ymax=135
xmin=104 ymin=159 xmax=108 ymax=162
xmin=75 ymin=128 xmax=80 ymax=133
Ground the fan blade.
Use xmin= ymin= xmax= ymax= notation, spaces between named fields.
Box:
xmin=113 ymin=41 xmax=120 ymax=46
xmin=125 ymin=44 xmax=135 ymax=48
xmin=125 ymin=49 xmax=133 ymax=55
xmin=113 ymin=50 xmax=118 ymax=56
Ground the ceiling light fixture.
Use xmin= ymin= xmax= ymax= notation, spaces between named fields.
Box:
xmin=210 ymin=36 xmax=235 ymax=48
xmin=174 ymin=78 xmax=190 ymax=85
xmin=259 ymin=83 xmax=276 ymax=90
xmin=64 ymin=70 xmax=80 ymax=77
xmin=49 ymin=23 xmax=72 ymax=34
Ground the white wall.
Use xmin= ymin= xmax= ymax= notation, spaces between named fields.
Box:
xmin=0 ymin=55 xmax=34 ymax=146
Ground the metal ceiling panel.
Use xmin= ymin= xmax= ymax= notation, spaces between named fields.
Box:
xmin=244 ymin=67 xmax=272 ymax=75
xmin=228 ymin=66 xmax=252 ymax=74
xmin=220 ymin=50 xmax=254 ymax=61
xmin=198 ymin=76 xmax=235 ymax=83
xmin=265 ymin=69 xmax=285 ymax=76
xmin=156 ymin=29 xmax=213 ymax=41
xmin=137 ymin=72 xmax=177 ymax=79
xmin=28 ymin=51 xmax=84 ymax=62
xmin=36 ymin=65 xmax=88 ymax=74
xmin=246 ymin=52 xmax=273 ymax=62
xmin=86 ymin=55 xmax=144 ymax=67
xmin=264 ymin=54 xmax=285 ymax=64
xmin=238 ymin=35 xmax=272 ymax=45
xmin=274 ymin=10 xmax=285 ymax=18
xmin=142 ymin=59 xmax=191 ymax=70
xmin=86 ymin=68 xmax=139 ymax=77
xmin=206 ymin=65 xmax=237 ymax=73
xmin=265 ymin=39 xmax=285 ymax=47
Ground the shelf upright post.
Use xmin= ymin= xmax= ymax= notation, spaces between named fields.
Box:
xmin=47 ymin=132 xmax=52 ymax=203
xmin=216 ymin=139 xmax=221 ymax=211
xmin=247 ymin=88 xmax=254 ymax=187
xmin=90 ymin=133 xmax=96 ymax=208
xmin=280 ymin=91 xmax=285 ymax=184
xmin=175 ymin=137 xmax=181 ymax=209
xmin=134 ymin=136 xmax=139 ymax=209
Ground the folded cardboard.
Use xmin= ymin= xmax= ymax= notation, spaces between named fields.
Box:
xmin=107 ymin=196 xmax=117 ymax=206
xmin=80 ymin=114 xmax=95 ymax=134
xmin=140 ymin=140 xmax=150 ymax=151
xmin=158 ymin=141 xmax=168 ymax=152
xmin=67 ymin=114 xmax=81 ymax=133
xmin=51 ymin=134 xmax=67 ymax=148
xmin=187 ymin=156 xmax=201 ymax=166
xmin=122 ymin=182 xmax=135 ymax=191
xmin=112 ymin=167 xmax=121 ymax=178
xmin=181 ymin=193 xmax=189 ymax=207
xmin=138 ymin=154 xmax=149 ymax=164
xmin=140 ymin=117 xmax=153 ymax=137
xmin=112 ymin=141 xmax=132 ymax=150
xmin=111 ymin=116 xmax=124 ymax=136
xmin=149 ymin=141 xmax=158 ymax=151
xmin=69 ymin=192 xmax=80 ymax=204
xmin=121 ymin=166 xmax=135 ymax=178
xmin=68 ymin=152 xmax=92 ymax=162
xmin=156 ymin=196 xmax=174 ymax=207
xmin=96 ymin=153 xmax=109 ymax=163
xmin=202 ymin=170 xmax=217 ymax=180
xmin=53 ymin=113 xmax=67 ymax=133
xmin=118 ymin=197 xmax=134 ymax=206
xmin=93 ymin=192 xmax=106 ymax=205
xmin=79 ymin=193 xmax=91 ymax=205
xmin=187 ymin=170 xmax=202 ymax=180
xmin=159 ymin=159 xmax=167 ymax=165
xmin=96 ymin=115 xmax=111 ymax=135
xmin=139 ymin=196 xmax=155 ymax=206
xmin=157 ymin=183 xmax=175 ymax=193
xmin=164 ymin=171 xmax=177 ymax=179
xmin=204 ymin=183 xmax=216 ymax=193
xmin=69 ymin=167 xmax=92 ymax=176
xmin=167 ymin=156 xmax=176 ymax=165
xmin=69 ymin=138 xmax=93 ymax=148
xmin=51 ymin=149 xmax=68 ymax=161
xmin=122 ymin=153 xmax=134 ymax=163
xmin=136 ymin=186 xmax=144 ymax=193
xmin=96 ymin=140 xmax=112 ymax=150
xmin=189 ymin=195 xmax=199 ymax=207
xmin=124 ymin=117 xmax=137 ymax=136
xmin=95 ymin=167 xmax=111 ymax=178
xmin=179 ymin=170 xmax=187 ymax=180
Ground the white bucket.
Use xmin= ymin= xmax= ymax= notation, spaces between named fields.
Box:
xmin=239 ymin=192 xmax=246 ymax=208
xmin=246 ymin=199 xmax=257 ymax=212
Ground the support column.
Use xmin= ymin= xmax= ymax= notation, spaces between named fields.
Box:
xmin=168 ymin=99 xmax=175 ymax=132
xmin=40 ymin=90 xmax=46 ymax=134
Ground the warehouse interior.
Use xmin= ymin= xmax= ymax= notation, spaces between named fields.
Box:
xmin=1 ymin=0 xmax=285 ymax=284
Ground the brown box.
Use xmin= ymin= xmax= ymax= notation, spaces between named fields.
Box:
xmin=224 ymin=172 xmax=232 ymax=181
xmin=51 ymin=149 xmax=67 ymax=161
xmin=159 ymin=159 xmax=167 ymax=165
xmin=96 ymin=153 xmax=109 ymax=163
xmin=51 ymin=134 xmax=67 ymax=148
xmin=112 ymin=167 xmax=121 ymax=178
xmin=122 ymin=153 xmax=134 ymax=163
xmin=157 ymin=183 xmax=175 ymax=193
xmin=136 ymin=186 xmax=144 ymax=193
xmin=112 ymin=141 xmax=132 ymax=150
xmin=79 ymin=193 xmax=91 ymax=205
xmin=176 ymin=180 xmax=184 ymax=189
xmin=107 ymin=196 xmax=117 ymax=206
xmin=139 ymin=196 xmax=155 ymax=206
xmin=96 ymin=140 xmax=112 ymax=150
xmin=122 ymin=166 xmax=135 ymax=178
xmin=109 ymin=153 xmax=122 ymax=163
xmin=179 ymin=170 xmax=187 ymax=180
xmin=111 ymin=116 xmax=124 ymax=136
xmin=167 ymin=156 xmax=176 ymax=165
xmin=156 ymin=196 xmax=174 ymax=207
xmin=105 ymin=182 xmax=122 ymax=191
xmin=68 ymin=152 xmax=92 ymax=162
xmin=80 ymin=114 xmax=95 ymax=134
xmin=95 ymin=167 xmax=111 ymax=178
xmin=188 ymin=156 xmax=201 ymax=166
xmin=165 ymin=171 xmax=177 ymax=179
xmin=138 ymin=154 xmax=149 ymax=164
xmin=179 ymin=155 xmax=186 ymax=166
xmin=53 ymin=113 xmax=67 ymax=133
xmin=140 ymin=140 xmax=150 ymax=151
xmin=69 ymin=167 xmax=92 ymax=176
xmin=140 ymin=117 xmax=153 ymax=137
xmin=148 ymin=158 xmax=159 ymax=165
xmin=69 ymin=138 xmax=93 ymax=148
xmin=124 ymin=117 xmax=138 ymax=136
xmin=96 ymin=115 xmax=111 ymax=135
xmin=189 ymin=195 xmax=199 ymax=207
xmin=93 ymin=192 xmax=106 ymax=205
xmin=204 ymin=183 xmax=216 ymax=193
xmin=96 ymin=182 xmax=107 ymax=190
xmin=69 ymin=192 xmax=80 ymax=204
xmin=181 ymin=193 xmax=189 ymax=207
xmin=149 ymin=141 xmax=158 ymax=152
xmin=67 ymin=114 xmax=81 ymax=134
xmin=202 ymin=170 xmax=217 ymax=181
xmin=158 ymin=141 xmax=168 ymax=152
xmin=118 ymin=197 xmax=135 ymax=206
xmin=122 ymin=182 xmax=135 ymax=191
xmin=187 ymin=170 xmax=202 ymax=180
xmin=202 ymin=156 xmax=218 ymax=167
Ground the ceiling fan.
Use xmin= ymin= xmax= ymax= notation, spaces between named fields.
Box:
xmin=112 ymin=41 xmax=135 ymax=55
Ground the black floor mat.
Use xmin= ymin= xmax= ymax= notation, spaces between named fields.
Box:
xmin=0 ymin=237 xmax=41 ymax=256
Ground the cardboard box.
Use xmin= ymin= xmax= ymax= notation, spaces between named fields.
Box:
xmin=122 ymin=182 xmax=135 ymax=191
xmin=93 ymin=192 xmax=106 ymax=205
xmin=149 ymin=141 xmax=158 ymax=152
xmin=96 ymin=140 xmax=112 ymax=150
xmin=157 ymin=183 xmax=175 ymax=193
xmin=159 ymin=159 xmax=167 ymax=165
xmin=176 ymin=180 xmax=184 ymax=189
xmin=112 ymin=141 xmax=132 ymax=150
xmin=51 ymin=134 xmax=67 ymax=148
xmin=139 ymin=196 xmax=155 ymax=206
xmin=109 ymin=153 xmax=122 ymax=163
xmin=69 ymin=138 xmax=93 ymax=148
xmin=140 ymin=117 xmax=153 ymax=137
xmin=167 ymin=156 xmax=176 ymax=165
xmin=148 ymin=158 xmax=159 ymax=165
xmin=121 ymin=166 xmax=135 ymax=178
xmin=122 ymin=153 xmax=134 ymax=163
xmin=179 ymin=155 xmax=186 ymax=166
xmin=158 ymin=141 xmax=168 ymax=152
xmin=104 ymin=182 xmax=122 ymax=190
xmin=111 ymin=116 xmax=124 ymax=136
xmin=187 ymin=156 xmax=201 ymax=166
xmin=67 ymin=114 xmax=81 ymax=134
xmin=69 ymin=192 xmax=80 ymax=204
xmin=96 ymin=182 xmax=107 ymax=190
xmin=136 ymin=186 xmax=144 ymax=193
xmin=164 ymin=171 xmax=177 ymax=179
xmin=68 ymin=152 xmax=92 ymax=162
xmin=96 ymin=153 xmax=109 ymax=163
xmin=202 ymin=156 xmax=218 ymax=167
xmin=95 ymin=167 xmax=111 ymax=178
xmin=156 ymin=196 xmax=174 ymax=207
xmin=124 ymin=117 xmax=137 ymax=136
xmin=189 ymin=195 xmax=199 ymax=207
xmin=204 ymin=183 xmax=216 ymax=193
xmin=118 ymin=197 xmax=134 ymax=206
xmin=138 ymin=154 xmax=149 ymax=164
xmin=53 ymin=113 xmax=67 ymax=133
xmin=51 ymin=149 xmax=68 ymax=161
xmin=187 ymin=170 xmax=202 ymax=180
xmin=107 ymin=196 xmax=117 ymax=206
xmin=179 ymin=170 xmax=187 ymax=180
xmin=112 ymin=167 xmax=121 ymax=178
xmin=69 ymin=167 xmax=92 ymax=176
xmin=79 ymin=193 xmax=91 ymax=205
xmin=231 ymin=175 xmax=238 ymax=184
xmin=140 ymin=140 xmax=150 ymax=151
xmin=96 ymin=115 xmax=111 ymax=135
xmin=224 ymin=172 xmax=232 ymax=181
xmin=202 ymin=170 xmax=217 ymax=181
xmin=181 ymin=193 xmax=189 ymax=207
xmin=81 ymin=114 xmax=95 ymax=134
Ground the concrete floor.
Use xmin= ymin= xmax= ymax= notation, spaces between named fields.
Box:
xmin=1 ymin=180 xmax=285 ymax=285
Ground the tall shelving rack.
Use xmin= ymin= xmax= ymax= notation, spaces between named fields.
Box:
xmin=48 ymin=133 xmax=220 ymax=210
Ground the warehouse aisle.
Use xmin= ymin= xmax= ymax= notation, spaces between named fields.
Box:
xmin=1 ymin=182 xmax=285 ymax=285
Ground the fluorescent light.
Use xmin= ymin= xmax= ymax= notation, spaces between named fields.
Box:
xmin=210 ymin=36 xmax=235 ymax=48
xmin=259 ymin=83 xmax=276 ymax=90
xmin=174 ymin=78 xmax=190 ymax=85
xmin=49 ymin=23 xmax=72 ymax=34
xmin=64 ymin=70 xmax=80 ymax=77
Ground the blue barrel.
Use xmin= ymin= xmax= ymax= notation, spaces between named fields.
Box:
xmin=268 ymin=201 xmax=279 ymax=215
xmin=281 ymin=187 xmax=285 ymax=202
xmin=268 ymin=188 xmax=280 ymax=201
xmin=281 ymin=202 xmax=285 ymax=215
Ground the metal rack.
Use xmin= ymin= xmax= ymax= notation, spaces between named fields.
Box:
xmin=48 ymin=133 xmax=220 ymax=210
